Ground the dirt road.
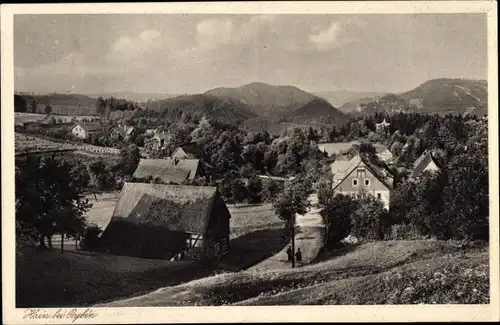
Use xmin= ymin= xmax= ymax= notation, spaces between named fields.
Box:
xmin=247 ymin=193 xmax=325 ymax=271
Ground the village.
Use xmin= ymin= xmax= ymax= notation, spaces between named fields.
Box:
xmin=10 ymin=11 xmax=492 ymax=310
xmin=15 ymin=107 xmax=488 ymax=308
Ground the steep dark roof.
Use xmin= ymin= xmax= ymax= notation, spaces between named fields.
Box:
xmin=133 ymin=158 xmax=202 ymax=183
xmin=411 ymin=150 xmax=441 ymax=178
xmin=110 ymin=183 xmax=222 ymax=233
xmin=173 ymin=142 xmax=205 ymax=159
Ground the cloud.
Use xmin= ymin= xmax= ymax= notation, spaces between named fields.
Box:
xmin=111 ymin=29 xmax=162 ymax=58
xmin=195 ymin=19 xmax=234 ymax=50
xmin=308 ymin=22 xmax=346 ymax=51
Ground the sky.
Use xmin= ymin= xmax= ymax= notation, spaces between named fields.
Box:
xmin=14 ymin=13 xmax=487 ymax=95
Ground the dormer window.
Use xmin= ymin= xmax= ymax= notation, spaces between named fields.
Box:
xmin=352 ymin=179 xmax=358 ymax=186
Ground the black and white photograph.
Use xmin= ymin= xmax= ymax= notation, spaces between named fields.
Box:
xmin=2 ymin=1 xmax=499 ymax=324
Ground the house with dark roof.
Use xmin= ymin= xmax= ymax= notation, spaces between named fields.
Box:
xmin=99 ymin=183 xmax=231 ymax=261
xmin=133 ymin=158 xmax=207 ymax=184
xmin=410 ymin=150 xmax=441 ymax=179
xmin=171 ymin=142 xmax=205 ymax=160
xmin=71 ymin=122 xmax=101 ymax=139
xmin=332 ymin=154 xmax=394 ymax=210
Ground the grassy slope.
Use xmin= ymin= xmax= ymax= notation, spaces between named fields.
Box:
xmin=102 ymin=240 xmax=489 ymax=306
xmin=16 ymin=247 xmax=211 ymax=308
xmin=16 ymin=203 xmax=285 ymax=307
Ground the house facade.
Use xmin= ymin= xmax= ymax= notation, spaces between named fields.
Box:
xmin=100 ymin=183 xmax=231 ymax=262
xmin=71 ymin=122 xmax=100 ymax=139
xmin=331 ymin=154 xmax=394 ymax=210
xmin=375 ymin=118 xmax=391 ymax=133
xmin=153 ymin=133 xmax=172 ymax=150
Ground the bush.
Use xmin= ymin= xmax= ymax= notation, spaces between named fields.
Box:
xmin=80 ymin=224 xmax=103 ymax=251
xmin=320 ymin=194 xmax=359 ymax=248
xmin=351 ymin=194 xmax=391 ymax=240
xmin=385 ymin=224 xmax=425 ymax=240
xmin=261 ymin=179 xmax=284 ymax=202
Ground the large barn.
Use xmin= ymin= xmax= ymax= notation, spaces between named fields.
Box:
xmin=99 ymin=183 xmax=231 ymax=262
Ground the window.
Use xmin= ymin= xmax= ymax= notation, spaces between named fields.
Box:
xmin=352 ymin=179 xmax=358 ymax=186
xmin=365 ymin=179 xmax=370 ymax=186
xmin=377 ymin=193 xmax=382 ymax=199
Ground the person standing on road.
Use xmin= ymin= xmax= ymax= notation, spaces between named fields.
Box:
xmin=286 ymin=246 xmax=293 ymax=262
xmin=295 ymin=248 xmax=302 ymax=263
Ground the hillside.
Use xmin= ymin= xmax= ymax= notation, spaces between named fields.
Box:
xmin=314 ymin=90 xmax=387 ymax=109
xmin=205 ymin=82 xmax=347 ymax=133
xmin=400 ymin=78 xmax=488 ymax=115
xmin=101 ymin=240 xmax=489 ymax=306
xmin=205 ymin=82 xmax=319 ymax=116
xmin=15 ymin=93 xmax=98 ymax=116
xmin=340 ymin=78 xmax=488 ymax=116
xmin=143 ymin=94 xmax=259 ymax=125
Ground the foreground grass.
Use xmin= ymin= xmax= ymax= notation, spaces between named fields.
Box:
xmin=17 ymin=203 xmax=284 ymax=306
xmin=16 ymin=246 xmax=212 ymax=308
xmin=102 ymin=240 xmax=489 ymax=306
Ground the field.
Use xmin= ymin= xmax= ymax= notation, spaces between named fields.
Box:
xmin=102 ymin=240 xmax=489 ymax=306
xmin=15 ymin=132 xmax=121 ymax=156
xmin=15 ymin=133 xmax=74 ymax=154
xmin=15 ymin=112 xmax=98 ymax=124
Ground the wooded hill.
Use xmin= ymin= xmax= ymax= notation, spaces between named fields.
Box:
xmin=340 ymin=78 xmax=488 ymax=116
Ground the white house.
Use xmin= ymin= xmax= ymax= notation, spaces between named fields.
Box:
xmin=71 ymin=122 xmax=101 ymax=139
xmin=375 ymin=146 xmax=393 ymax=163
xmin=331 ymin=154 xmax=394 ymax=210
xmin=375 ymin=118 xmax=391 ymax=133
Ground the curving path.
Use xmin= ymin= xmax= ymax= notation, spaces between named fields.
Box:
xmin=247 ymin=193 xmax=325 ymax=271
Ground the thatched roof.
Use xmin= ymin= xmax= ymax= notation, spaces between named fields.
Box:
xmin=111 ymin=183 xmax=224 ymax=233
xmin=133 ymin=158 xmax=202 ymax=183
xmin=100 ymin=183 xmax=231 ymax=259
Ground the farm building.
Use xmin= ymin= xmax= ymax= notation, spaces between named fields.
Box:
xmin=133 ymin=158 xmax=207 ymax=184
xmin=410 ymin=150 xmax=441 ymax=179
xmin=317 ymin=141 xmax=360 ymax=157
xmin=331 ymin=154 xmax=394 ymax=210
xmin=99 ymin=183 xmax=231 ymax=261
xmin=71 ymin=122 xmax=101 ymax=139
